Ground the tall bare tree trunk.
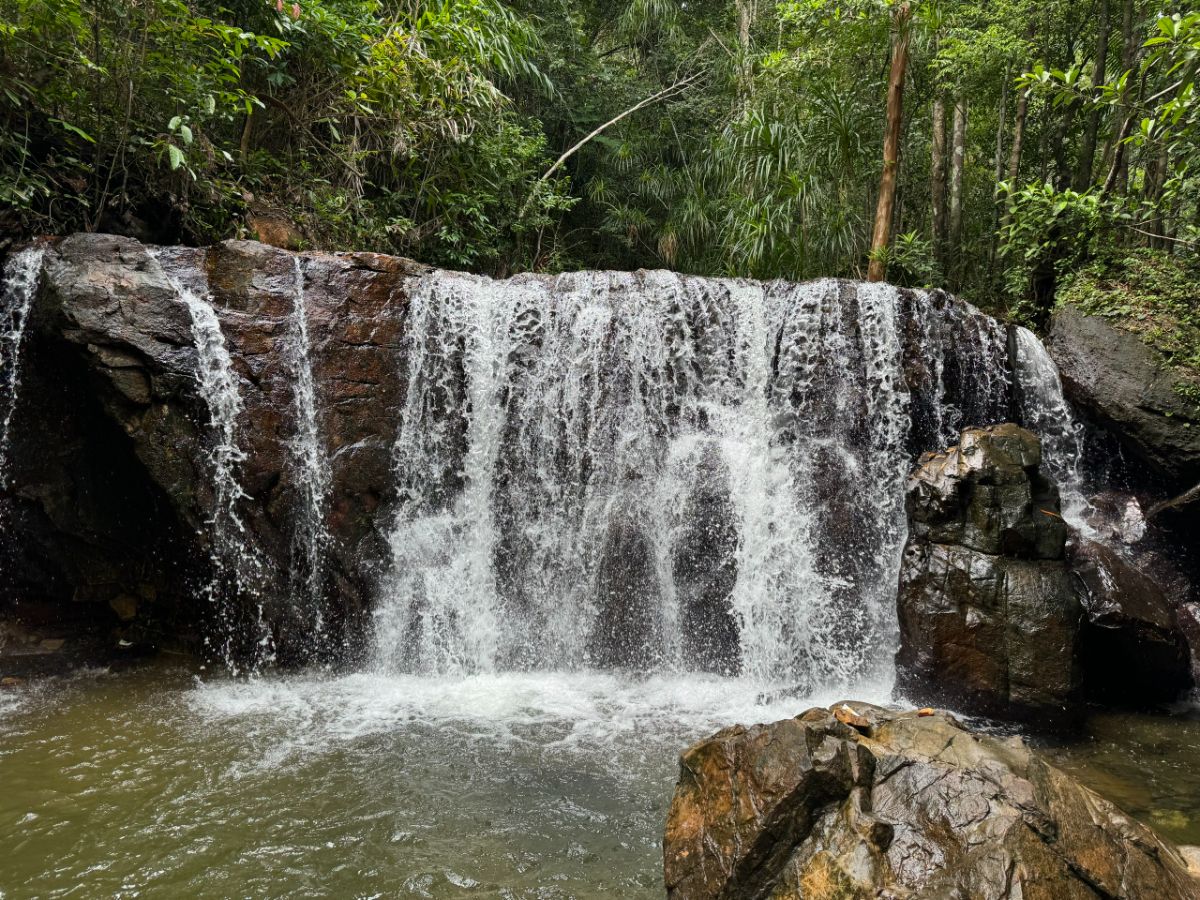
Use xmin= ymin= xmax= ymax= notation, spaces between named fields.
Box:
xmin=931 ymin=96 xmax=948 ymax=264
xmin=1000 ymin=90 xmax=1029 ymax=231
xmin=1146 ymin=144 xmax=1169 ymax=246
xmin=948 ymin=98 xmax=968 ymax=260
xmin=867 ymin=3 xmax=912 ymax=282
xmin=1107 ymin=0 xmax=1138 ymax=195
xmin=1076 ymin=0 xmax=1111 ymax=189
xmin=736 ymin=0 xmax=756 ymax=100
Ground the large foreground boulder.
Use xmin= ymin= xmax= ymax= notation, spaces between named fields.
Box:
xmin=895 ymin=424 xmax=1082 ymax=718
xmin=663 ymin=703 xmax=1200 ymax=900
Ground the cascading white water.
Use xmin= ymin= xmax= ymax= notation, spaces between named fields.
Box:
xmin=1013 ymin=325 xmax=1094 ymax=531
xmin=373 ymin=273 xmax=1017 ymax=688
xmin=151 ymin=251 xmax=271 ymax=671
xmin=0 ymin=247 xmax=45 ymax=493
xmin=286 ymin=258 xmax=333 ymax=640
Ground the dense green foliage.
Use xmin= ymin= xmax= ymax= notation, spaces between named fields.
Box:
xmin=1059 ymin=249 xmax=1200 ymax=401
xmin=2 ymin=0 xmax=1197 ymax=318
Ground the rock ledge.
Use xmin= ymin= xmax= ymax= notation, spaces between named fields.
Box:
xmin=663 ymin=702 xmax=1200 ymax=899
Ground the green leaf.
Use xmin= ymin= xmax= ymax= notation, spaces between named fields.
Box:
xmin=168 ymin=115 xmax=182 ymax=131
xmin=51 ymin=119 xmax=95 ymax=143
xmin=179 ymin=125 xmax=193 ymax=144
xmin=167 ymin=145 xmax=185 ymax=170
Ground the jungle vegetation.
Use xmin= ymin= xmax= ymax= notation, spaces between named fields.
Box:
xmin=2 ymin=0 xmax=1199 ymax=326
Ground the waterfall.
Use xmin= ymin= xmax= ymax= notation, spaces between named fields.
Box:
xmin=151 ymin=251 xmax=271 ymax=671
xmin=286 ymin=258 xmax=332 ymax=645
xmin=0 ymin=247 xmax=45 ymax=493
xmin=1013 ymin=326 xmax=1094 ymax=530
xmin=373 ymin=274 xmax=1015 ymax=688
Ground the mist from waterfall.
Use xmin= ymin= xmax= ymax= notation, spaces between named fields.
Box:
xmin=286 ymin=257 xmax=333 ymax=643
xmin=372 ymin=274 xmax=1016 ymax=688
xmin=152 ymin=251 xmax=272 ymax=672
xmin=0 ymin=246 xmax=45 ymax=494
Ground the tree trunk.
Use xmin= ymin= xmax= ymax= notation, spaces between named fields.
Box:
xmin=1107 ymin=0 xmax=1138 ymax=195
xmin=990 ymin=72 xmax=1009 ymax=272
xmin=1075 ymin=0 xmax=1111 ymax=189
xmin=1000 ymin=90 xmax=1029 ymax=231
xmin=1052 ymin=99 xmax=1080 ymax=189
xmin=931 ymin=96 xmax=948 ymax=263
xmin=1146 ymin=144 xmax=1169 ymax=247
xmin=736 ymin=0 xmax=755 ymax=100
xmin=867 ymin=3 xmax=913 ymax=282
xmin=948 ymin=97 xmax=968 ymax=257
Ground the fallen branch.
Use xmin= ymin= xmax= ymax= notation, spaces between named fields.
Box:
xmin=1147 ymin=480 xmax=1200 ymax=520
xmin=518 ymin=72 xmax=702 ymax=219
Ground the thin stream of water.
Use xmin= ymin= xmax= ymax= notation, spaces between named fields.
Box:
xmin=151 ymin=251 xmax=272 ymax=672
xmin=0 ymin=246 xmax=45 ymax=493
xmin=286 ymin=257 xmax=333 ymax=643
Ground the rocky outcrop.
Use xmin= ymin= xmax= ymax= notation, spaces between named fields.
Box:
xmin=1049 ymin=304 xmax=1200 ymax=489
xmin=5 ymin=236 xmax=1031 ymax=668
xmin=1069 ymin=536 xmax=1193 ymax=703
xmin=4 ymin=234 xmax=425 ymax=663
xmin=897 ymin=424 xmax=1197 ymax=715
xmin=663 ymin=703 xmax=1200 ymax=900
xmin=896 ymin=424 xmax=1082 ymax=718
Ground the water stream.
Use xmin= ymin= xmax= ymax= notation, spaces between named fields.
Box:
xmin=0 ymin=246 xmax=45 ymax=494
xmin=374 ymin=275 xmax=1013 ymax=687
xmin=151 ymin=252 xmax=272 ymax=672
xmin=286 ymin=257 xmax=333 ymax=646
xmin=1013 ymin=325 xmax=1095 ymax=531
xmin=4 ymin=259 xmax=1169 ymax=899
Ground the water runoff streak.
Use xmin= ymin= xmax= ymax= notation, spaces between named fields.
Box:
xmin=374 ymin=274 xmax=1029 ymax=690
xmin=1012 ymin=326 xmax=1096 ymax=531
xmin=286 ymin=257 xmax=333 ymax=642
xmin=151 ymin=250 xmax=271 ymax=671
xmin=0 ymin=246 xmax=45 ymax=494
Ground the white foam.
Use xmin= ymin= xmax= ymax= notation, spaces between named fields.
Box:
xmin=187 ymin=670 xmax=896 ymax=765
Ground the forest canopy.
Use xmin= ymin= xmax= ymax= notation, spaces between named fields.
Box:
xmin=2 ymin=0 xmax=1198 ymax=322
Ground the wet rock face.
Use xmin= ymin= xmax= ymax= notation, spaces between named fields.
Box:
xmin=1069 ymin=536 xmax=1193 ymax=703
xmin=663 ymin=704 xmax=1200 ymax=900
xmin=895 ymin=424 xmax=1083 ymax=718
xmin=1049 ymin=305 xmax=1200 ymax=489
xmin=8 ymin=234 xmax=422 ymax=663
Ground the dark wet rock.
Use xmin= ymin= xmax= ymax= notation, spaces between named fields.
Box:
xmin=896 ymin=424 xmax=1083 ymax=719
xmin=1070 ymin=536 xmax=1192 ymax=703
xmin=673 ymin=444 xmax=739 ymax=674
xmin=588 ymin=516 xmax=663 ymax=669
xmin=5 ymin=234 xmax=424 ymax=665
xmin=663 ymin=703 xmax=1200 ymax=900
xmin=1049 ymin=305 xmax=1200 ymax=489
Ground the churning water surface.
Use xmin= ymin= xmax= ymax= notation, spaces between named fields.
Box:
xmin=0 ymin=663 xmax=894 ymax=899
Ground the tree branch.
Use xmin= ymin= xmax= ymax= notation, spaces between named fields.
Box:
xmin=1147 ymin=481 xmax=1200 ymax=520
xmin=538 ymin=72 xmax=702 ymax=185
xmin=516 ymin=72 xmax=702 ymax=221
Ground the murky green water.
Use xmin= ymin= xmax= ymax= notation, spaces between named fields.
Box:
xmin=3 ymin=665 xmax=1197 ymax=899
xmin=0 ymin=663 xmax=876 ymax=899
xmin=1038 ymin=705 xmax=1200 ymax=846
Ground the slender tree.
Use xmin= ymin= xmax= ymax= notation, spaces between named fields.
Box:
xmin=1075 ymin=0 xmax=1111 ymax=189
xmin=932 ymin=95 xmax=948 ymax=264
xmin=947 ymin=97 xmax=968 ymax=267
xmin=1107 ymin=0 xmax=1139 ymax=195
xmin=867 ymin=2 xmax=913 ymax=282
xmin=1000 ymin=88 xmax=1030 ymax=230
